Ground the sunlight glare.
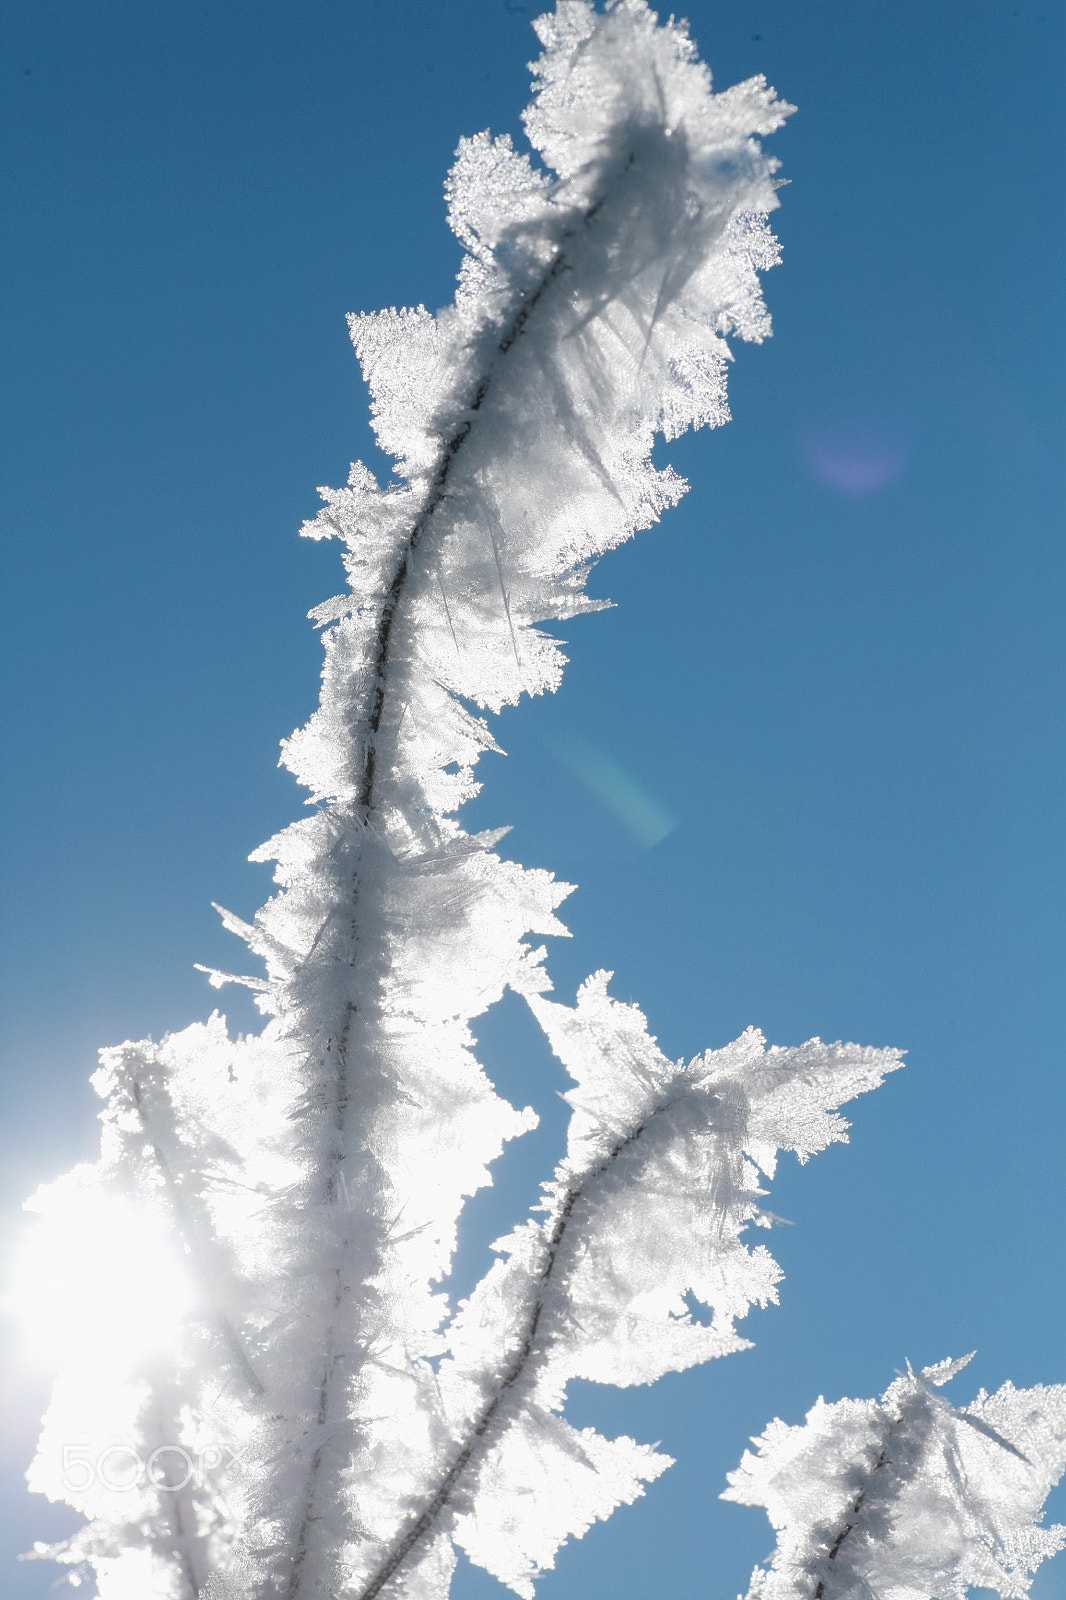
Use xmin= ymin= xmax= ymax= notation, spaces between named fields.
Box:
xmin=12 ymin=1165 xmax=197 ymax=1375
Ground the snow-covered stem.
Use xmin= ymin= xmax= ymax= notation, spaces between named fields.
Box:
xmin=350 ymin=217 xmax=584 ymax=815
xmin=725 ymin=1355 xmax=1066 ymax=1600
xmin=123 ymin=1059 xmax=264 ymax=1399
xmin=360 ymin=983 xmax=900 ymax=1598
xmin=354 ymin=1099 xmax=667 ymax=1600
xmin=811 ymin=1440 xmax=891 ymax=1600
xmin=279 ymin=194 xmax=621 ymax=1596
xmin=812 ymin=1450 xmax=885 ymax=1600
xmin=355 ymin=1228 xmax=585 ymax=1598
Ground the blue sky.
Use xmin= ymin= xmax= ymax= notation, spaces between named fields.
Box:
xmin=1 ymin=1 xmax=1063 ymax=1595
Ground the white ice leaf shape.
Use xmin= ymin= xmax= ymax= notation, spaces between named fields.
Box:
xmin=523 ymin=973 xmax=901 ymax=1388
xmin=452 ymin=1415 xmax=669 ymax=1598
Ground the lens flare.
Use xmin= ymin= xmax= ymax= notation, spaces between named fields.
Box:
xmin=800 ymin=422 xmax=912 ymax=496
xmin=552 ymin=736 xmax=677 ymax=849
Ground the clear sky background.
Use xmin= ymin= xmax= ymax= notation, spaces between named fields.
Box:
xmin=1 ymin=1 xmax=1063 ymax=1596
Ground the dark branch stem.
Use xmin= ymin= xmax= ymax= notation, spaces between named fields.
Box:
xmin=283 ymin=175 xmax=620 ymax=1600
xmin=353 ymin=1106 xmax=664 ymax=1600
xmin=812 ymin=1445 xmax=888 ymax=1600
xmin=355 ymin=235 xmax=579 ymax=816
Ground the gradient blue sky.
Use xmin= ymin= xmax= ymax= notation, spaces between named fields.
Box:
xmin=2 ymin=2 xmax=1063 ymax=1596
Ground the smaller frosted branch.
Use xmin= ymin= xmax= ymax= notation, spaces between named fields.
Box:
xmin=344 ymin=974 xmax=900 ymax=1600
xmin=102 ymin=1042 xmax=264 ymax=1396
xmin=352 ymin=1104 xmax=665 ymax=1600
xmin=725 ymin=1356 xmax=1066 ymax=1600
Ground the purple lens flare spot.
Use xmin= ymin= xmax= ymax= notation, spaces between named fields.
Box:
xmin=800 ymin=423 xmax=913 ymax=496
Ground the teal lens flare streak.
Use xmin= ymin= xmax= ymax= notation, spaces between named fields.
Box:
xmin=550 ymin=736 xmax=678 ymax=850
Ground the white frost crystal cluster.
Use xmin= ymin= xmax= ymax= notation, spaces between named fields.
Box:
xmin=20 ymin=4 xmax=1065 ymax=1600
xmin=724 ymin=1355 xmax=1066 ymax=1600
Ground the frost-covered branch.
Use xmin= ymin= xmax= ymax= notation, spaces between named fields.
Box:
xmin=115 ymin=1044 xmax=265 ymax=1398
xmin=725 ymin=1355 xmax=1066 ymax=1600
xmin=22 ymin=6 xmax=1064 ymax=1600
xmin=350 ymin=1098 xmax=652 ymax=1600
xmin=24 ymin=1019 xmax=277 ymax=1595
xmin=282 ymin=975 xmax=898 ymax=1600
xmin=26 ymin=5 xmax=804 ymax=1589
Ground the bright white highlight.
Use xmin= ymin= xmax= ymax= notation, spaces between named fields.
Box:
xmin=16 ymin=1173 xmax=196 ymax=1373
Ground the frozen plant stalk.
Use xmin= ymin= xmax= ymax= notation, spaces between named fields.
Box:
xmin=724 ymin=1355 xmax=1066 ymax=1600
xmin=20 ymin=5 xmax=1065 ymax=1600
